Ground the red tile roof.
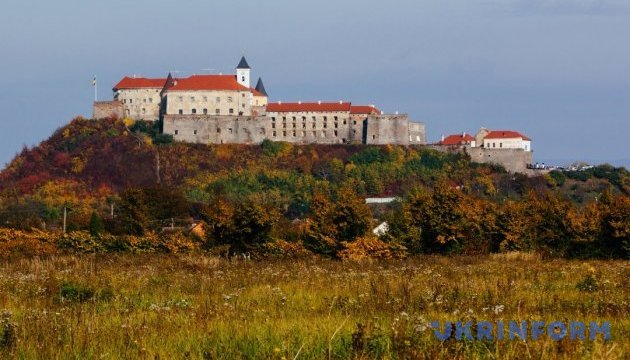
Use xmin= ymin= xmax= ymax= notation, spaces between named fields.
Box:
xmin=166 ymin=75 xmax=250 ymax=91
xmin=251 ymin=88 xmax=266 ymax=97
xmin=114 ymin=77 xmax=167 ymax=89
xmin=440 ymin=134 xmax=475 ymax=145
xmin=484 ymin=130 xmax=531 ymax=141
xmin=350 ymin=105 xmax=381 ymax=115
xmin=266 ymin=102 xmax=352 ymax=113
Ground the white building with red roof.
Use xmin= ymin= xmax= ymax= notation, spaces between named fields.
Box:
xmin=439 ymin=132 xmax=476 ymax=147
xmin=481 ymin=130 xmax=531 ymax=152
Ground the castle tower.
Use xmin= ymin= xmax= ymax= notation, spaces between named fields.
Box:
xmin=236 ymin=56 xmax=251 ymax=88
xmin=255 ymin=77 xmax=268 ymax=96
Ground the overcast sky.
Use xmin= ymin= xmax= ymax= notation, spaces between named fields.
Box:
xmin=0 ymin=0 xmax=628 ymax=167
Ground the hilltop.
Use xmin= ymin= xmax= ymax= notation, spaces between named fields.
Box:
xmin=0 ymin=117 xmax=628 ymax=259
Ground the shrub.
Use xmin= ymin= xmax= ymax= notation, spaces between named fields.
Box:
xmin=59 ymin=281 xmax=95 ymax=303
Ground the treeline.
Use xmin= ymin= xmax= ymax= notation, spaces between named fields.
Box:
xmin=0 ymin=118 xmax=628 ymax=259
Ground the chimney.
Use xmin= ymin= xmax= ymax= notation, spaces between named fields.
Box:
xmin=318 ymin=100 xmax=321 ymax=105
xmin=441 ymin=135 xmax=445 ymax=142
xmin=463 ymin=131 xmax=466 ymax=137
xmin=278 ymin=101 xmax=282 ymax=104
xmin=298 ymin=100 xmax=302 ymax=104
xmin=339 ymin=100 xmax=342 ymax=104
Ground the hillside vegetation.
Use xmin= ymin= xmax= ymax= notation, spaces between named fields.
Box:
xmin=0 ymin=117 xmax=628 ymax=259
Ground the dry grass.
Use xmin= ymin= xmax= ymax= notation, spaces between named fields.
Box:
xmin=0 ymin=254 xmax=627 ymax=359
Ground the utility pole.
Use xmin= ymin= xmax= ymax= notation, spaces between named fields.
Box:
xmin=63 ymin=206 xmax=67 ymax=234
xmin=156 ymin=149 xmax=161 ymax=185
xmin=110 ymin=203 xmax=114 ymax=219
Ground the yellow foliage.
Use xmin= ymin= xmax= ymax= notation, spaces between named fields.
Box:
xmin=337 ymin=236 xmax=407 ymax=261
xmin=123 ymin=118 xmax=135 ymax=128
xmin=71 ymin=157 xmax=85 ymax=174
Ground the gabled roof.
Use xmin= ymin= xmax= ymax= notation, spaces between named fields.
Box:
xmin=254 ymin=77 xmax=268 ymax=97
xmin=350 ymin=105 xmax=381 ymax=115
xmin=266 ymin=102 xmax=352 ymax=113
xmin=236 ymin=56 xmax=250 ymax=69
xmin=114 ymin=77 xmax=167 ymax=90
xmin=164 ymin=74 xmax=250 ymax=92
xmin=440 ymin=134 xmax=475 ymax=145
xmin=484 ymin=130 xmax=531 ymax=141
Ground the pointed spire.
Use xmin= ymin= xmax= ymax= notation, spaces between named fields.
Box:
xmin=255 ymin=77 xmax=268 ymax=96
xmin=236 ymin=56 xmax=250 ymax=69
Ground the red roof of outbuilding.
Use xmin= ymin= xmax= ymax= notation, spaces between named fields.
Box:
xmin=114 ymin=77 xmax=167 ymax=89
xmin=266 ymin=102 xmax=351 ymax=113
xmin=350 ymin=105 xmax=381 ymax=115
xmin=484 ymin=130 xmax=531 ymax=141
xmin=440 ymin=134 xmax=475 ymax=145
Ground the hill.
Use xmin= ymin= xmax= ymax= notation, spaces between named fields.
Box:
xmin=0 ymin=117 xmax=628 ymax=259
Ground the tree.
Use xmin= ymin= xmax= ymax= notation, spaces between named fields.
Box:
xmin=88 ymin=212 xmax=105 ymax=236
xmin=304 ymin=185 xmax=373 ymax=256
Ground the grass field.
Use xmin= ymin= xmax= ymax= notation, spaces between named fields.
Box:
xmin=0 ymin=254 xmax=627 ymax=359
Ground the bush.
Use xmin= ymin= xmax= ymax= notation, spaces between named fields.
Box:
xmin=59 ymin=281 xmax=95 ymax=303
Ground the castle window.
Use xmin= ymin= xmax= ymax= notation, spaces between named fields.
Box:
xmin=343 ymin=119 xmax=346 ymax=125
xmin=334 ymin=116 xmax=338 ymax=121
xmin=334 ymin=130 xmax=338 ymax=137
xmin=500 ymin=143 xmax=503 ymax=148
xmin=302 ymin=116 xmax=306 ymax=121
xmin=229 ymin=128 xmax=233 ymax=134
xmin=242 ymin=76 xmax=245 ymax=82
xmin=216 ymin=97 xmax=221 ymax=103
xmin=353 ymin=130 xmax=357 ymax=135
xmin=229 ymin=108 xmax=234 ymax=114
xmin=242 ymin=103 xmax=246 ymax=108
xmin=194 ymin=130 xmax=198 ymax=135
xmin=272 ymin=123 xmax=276 ymax=129
xmin=334 ymin=123 xmax=338 ymax=128
xmin=242 ymin=93 xmax=246 ymax=97
xmin=192 ymin=108 xmax=197 ymax=114
xmin=293 ymin=123 xmax=296 ymax=128
xmin=143 ymin=99 xmax=146 ymax=103
xmin=283 ymin=131 xmax=287 ymax=137
xmin=273 ymin=131 xmax=277 ymax=137
xmin=203 ymin=96 xmax=208 ymax=102
xmin=292 ymin=117 xmax=296 ymax=121
xmin=227 ymin=97 xmax=233 ymax=103
xmin=292 ymin=131 xmax=296 ymax=137
xmin=126 ymin=109 xmax=130 ymax=115
xmin=283 ymin=123 xmax=286 ymax=128
xmin=372 ymin=135 xmax=376 ymax=140
xmin=324 ymin=123 xmax=327 ymax=129
xmin=130 ymin=99 xmax=133 ymax=104
xmin=178 ymin=96 xmax=183 ymax=101
xmin=353 ymin=120 xmax=357 ymax=125
xmin=174 ymin=130 xmax=179 ymax=135
xmin=178 ymin=109 xmax=183 ymax=115
xmin=312 ymin=116 xmax=316 ymax=121
xmin=302 ymin=123 xmax=306 ymax=129
xmin=203 ymin=108 xmax=208 ymax=114
xmin=217 ymin=128 xmax=221 ymax=133
xmin=282 ymin=117 xmax=286 ymax=121
xmin=323 ymin=116 xmax=327 ymax=121
xmin=190 ymin=96 xmax=195 ymax=102
xmin=215 ymin=109 xmax=220 ymax=115
xmin=149 ymin=98 xmax=153 ymax=103
xmin=312 ymin=123 xmax=316 ymax=128
xmin=272 ymin=117 xmax=276 ymax=121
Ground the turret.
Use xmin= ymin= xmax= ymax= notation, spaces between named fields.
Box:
xmin=255 ymin=77 xmax=268 ymax=97
xmin=236 ymin=56 xmax=251 ymax=88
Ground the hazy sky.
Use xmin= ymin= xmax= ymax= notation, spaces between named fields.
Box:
xmin=1 ymin=0 xmax=628 ymax=167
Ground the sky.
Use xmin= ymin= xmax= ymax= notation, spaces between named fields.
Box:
xmin=0 ymin=0 xmax=628 ymax=168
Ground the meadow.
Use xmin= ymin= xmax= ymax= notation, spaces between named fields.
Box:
xmin=0 ymin=253 xmax=627 ymax=359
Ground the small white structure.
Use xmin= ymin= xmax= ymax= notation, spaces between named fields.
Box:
xmin=365 ymin=197 xmax=397 ymax=204
xmin=481 ymin=130 xmax=531 ymax=152
xmin=372 ymin=222 xmax=389 ymax=237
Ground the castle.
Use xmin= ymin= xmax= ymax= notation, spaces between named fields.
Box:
xmin=93 ymin=57 xmax=426 ymax=145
